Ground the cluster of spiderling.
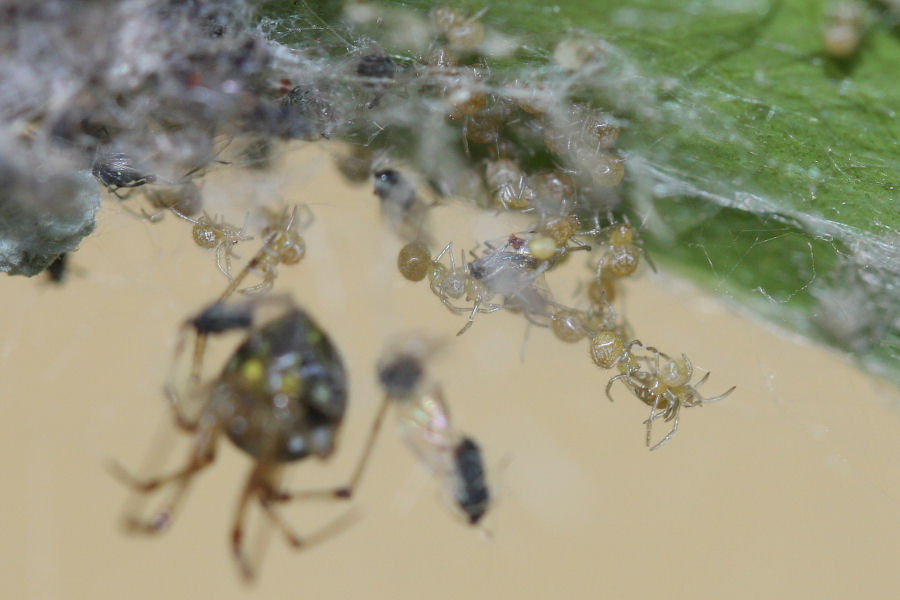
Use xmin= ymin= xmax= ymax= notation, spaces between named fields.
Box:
xmin=301 ymin=5 xmax=736 ymax=450
xmin=3 ymin=0 xmax=740 ymax=579
xmin=390 ymin=187 xmax=734 ymax=449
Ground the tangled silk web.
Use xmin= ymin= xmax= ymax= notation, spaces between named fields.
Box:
xmin=0 ymin=0 xmax=897 ymax=383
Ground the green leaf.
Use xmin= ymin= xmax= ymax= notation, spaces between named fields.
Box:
xmin=260 ymin=0 xmax=900 ymax=382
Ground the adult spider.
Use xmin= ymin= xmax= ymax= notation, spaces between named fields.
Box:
xmin=110 ymin=295 xmax=369 ymax=579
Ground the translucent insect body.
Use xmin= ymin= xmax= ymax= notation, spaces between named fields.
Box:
xmin=376 ymin=340 xmax=491 ymax=524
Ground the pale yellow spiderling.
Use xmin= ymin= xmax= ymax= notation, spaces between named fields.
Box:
xmin=606 ymin=349 xmax=736 ymax=450
xmin=172 ymin=210 xmax=253 ymax=280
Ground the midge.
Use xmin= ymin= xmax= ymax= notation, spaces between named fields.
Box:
xmin=110 ymin=295 xmax=371 ymax=579
xmin=91 ymin=151 xmax=155 ymax=198
xmin=354 ymin=338 xmax=492 ymax=524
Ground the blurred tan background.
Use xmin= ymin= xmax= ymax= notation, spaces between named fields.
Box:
xmin=2 ymin=144 xmax=899 ymax=599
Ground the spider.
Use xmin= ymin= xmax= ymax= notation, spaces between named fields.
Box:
xmin=110 ymin=295 xmax=370 ymax=579
xmin=172 ymin=211 xmax=253 ymax=280
xmin=430 ymin=241 xmax=503 ymax=335
xmin=594 ymin=218 xmax=656 ymax=279
xmin=527 ymin=169 xmax=578 ymax=218
xmin=589 ymin=329 xmax=641 ymax=374
xmin=525 ymin=217 xmax=594 ymax=265
xmin=461 ymin=96 xmax=515 ymax=154
xmin=606 ymin=349 xmax=736 ymax=450
xmin=549 ymin=306 xmax=592 ymax=343
xmin=483 ymin=158 xmax=534 ymax=211
xmin=216 ymin=205 xmax=310 ymax=296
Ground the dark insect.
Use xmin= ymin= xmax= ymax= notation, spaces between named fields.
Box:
xmin=91 ymin=152 xmax=155 ymax=198
xmin=373 ymin=169 xmax=431 ymax=239
xmin=453 ymin=437 xmax=490 ymax=524
xmin=110 ymin=295 xmax=373 ymax=579
xmin=373 ymin=169 xmax=410 ymax=208
xmin=358 ymin=338 xmax=493 ymax=524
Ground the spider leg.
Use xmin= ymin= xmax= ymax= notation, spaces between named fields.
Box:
xmin=639 ymin=245 xmax=657 ymax=273
xmin=224 ymin=244 xmax=235 ymax=279
xmin=699 ymin=385 xmax=736 ymax=405
xmin=456 ymin=303 xmax=480 ymax=336
xmin=139 ymin=206 xmax=167 ymax=223
xmin=215 ymin=244 xmax=233 ymax=280
xmin=169 ymin=207 xmax=202 ymax=226
xmin=111 ymin=425 xmax=218 ymax=532
xmin=434 ymin=241 xmax=453 ymax=263
xmin=240 ymin=264 xmax=276 ymax=295
xmin=293 ymin=203 xmax=315 ymax=229
xmin=438 ymin=296 xmax=473 ymax=315
xmin=163 ymin=383 xmax=203 ymax=432
xmin=624 ymin=339 xmax=644 ymax=352
xmin=594 ymin=253 xmax=608 ymax=278
xmin=522 ymin=311 xmax=550 ymax=328
xmin=605 ymin=373 xmax=630 ymax=402
xmin=240 ymin=277 xmax=274 ymax=295
xmin=649 ymin=402 xmax=680 ymax=451
xmin=694 ymin=371 xmax=712 ymax=389
xmin=231 ymin=466 xmax=258 ymax=580
xmin=644 ymin=395 xmax=664 ymax=448
xmin=271 ymin=393 xmax=392 ymax=503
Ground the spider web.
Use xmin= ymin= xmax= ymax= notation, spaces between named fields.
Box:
xmin=0 ymin=0 xmax=897 ymax=384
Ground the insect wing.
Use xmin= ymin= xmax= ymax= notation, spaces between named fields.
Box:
xmin=394 ymin=386 xmax=457 ymax=480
